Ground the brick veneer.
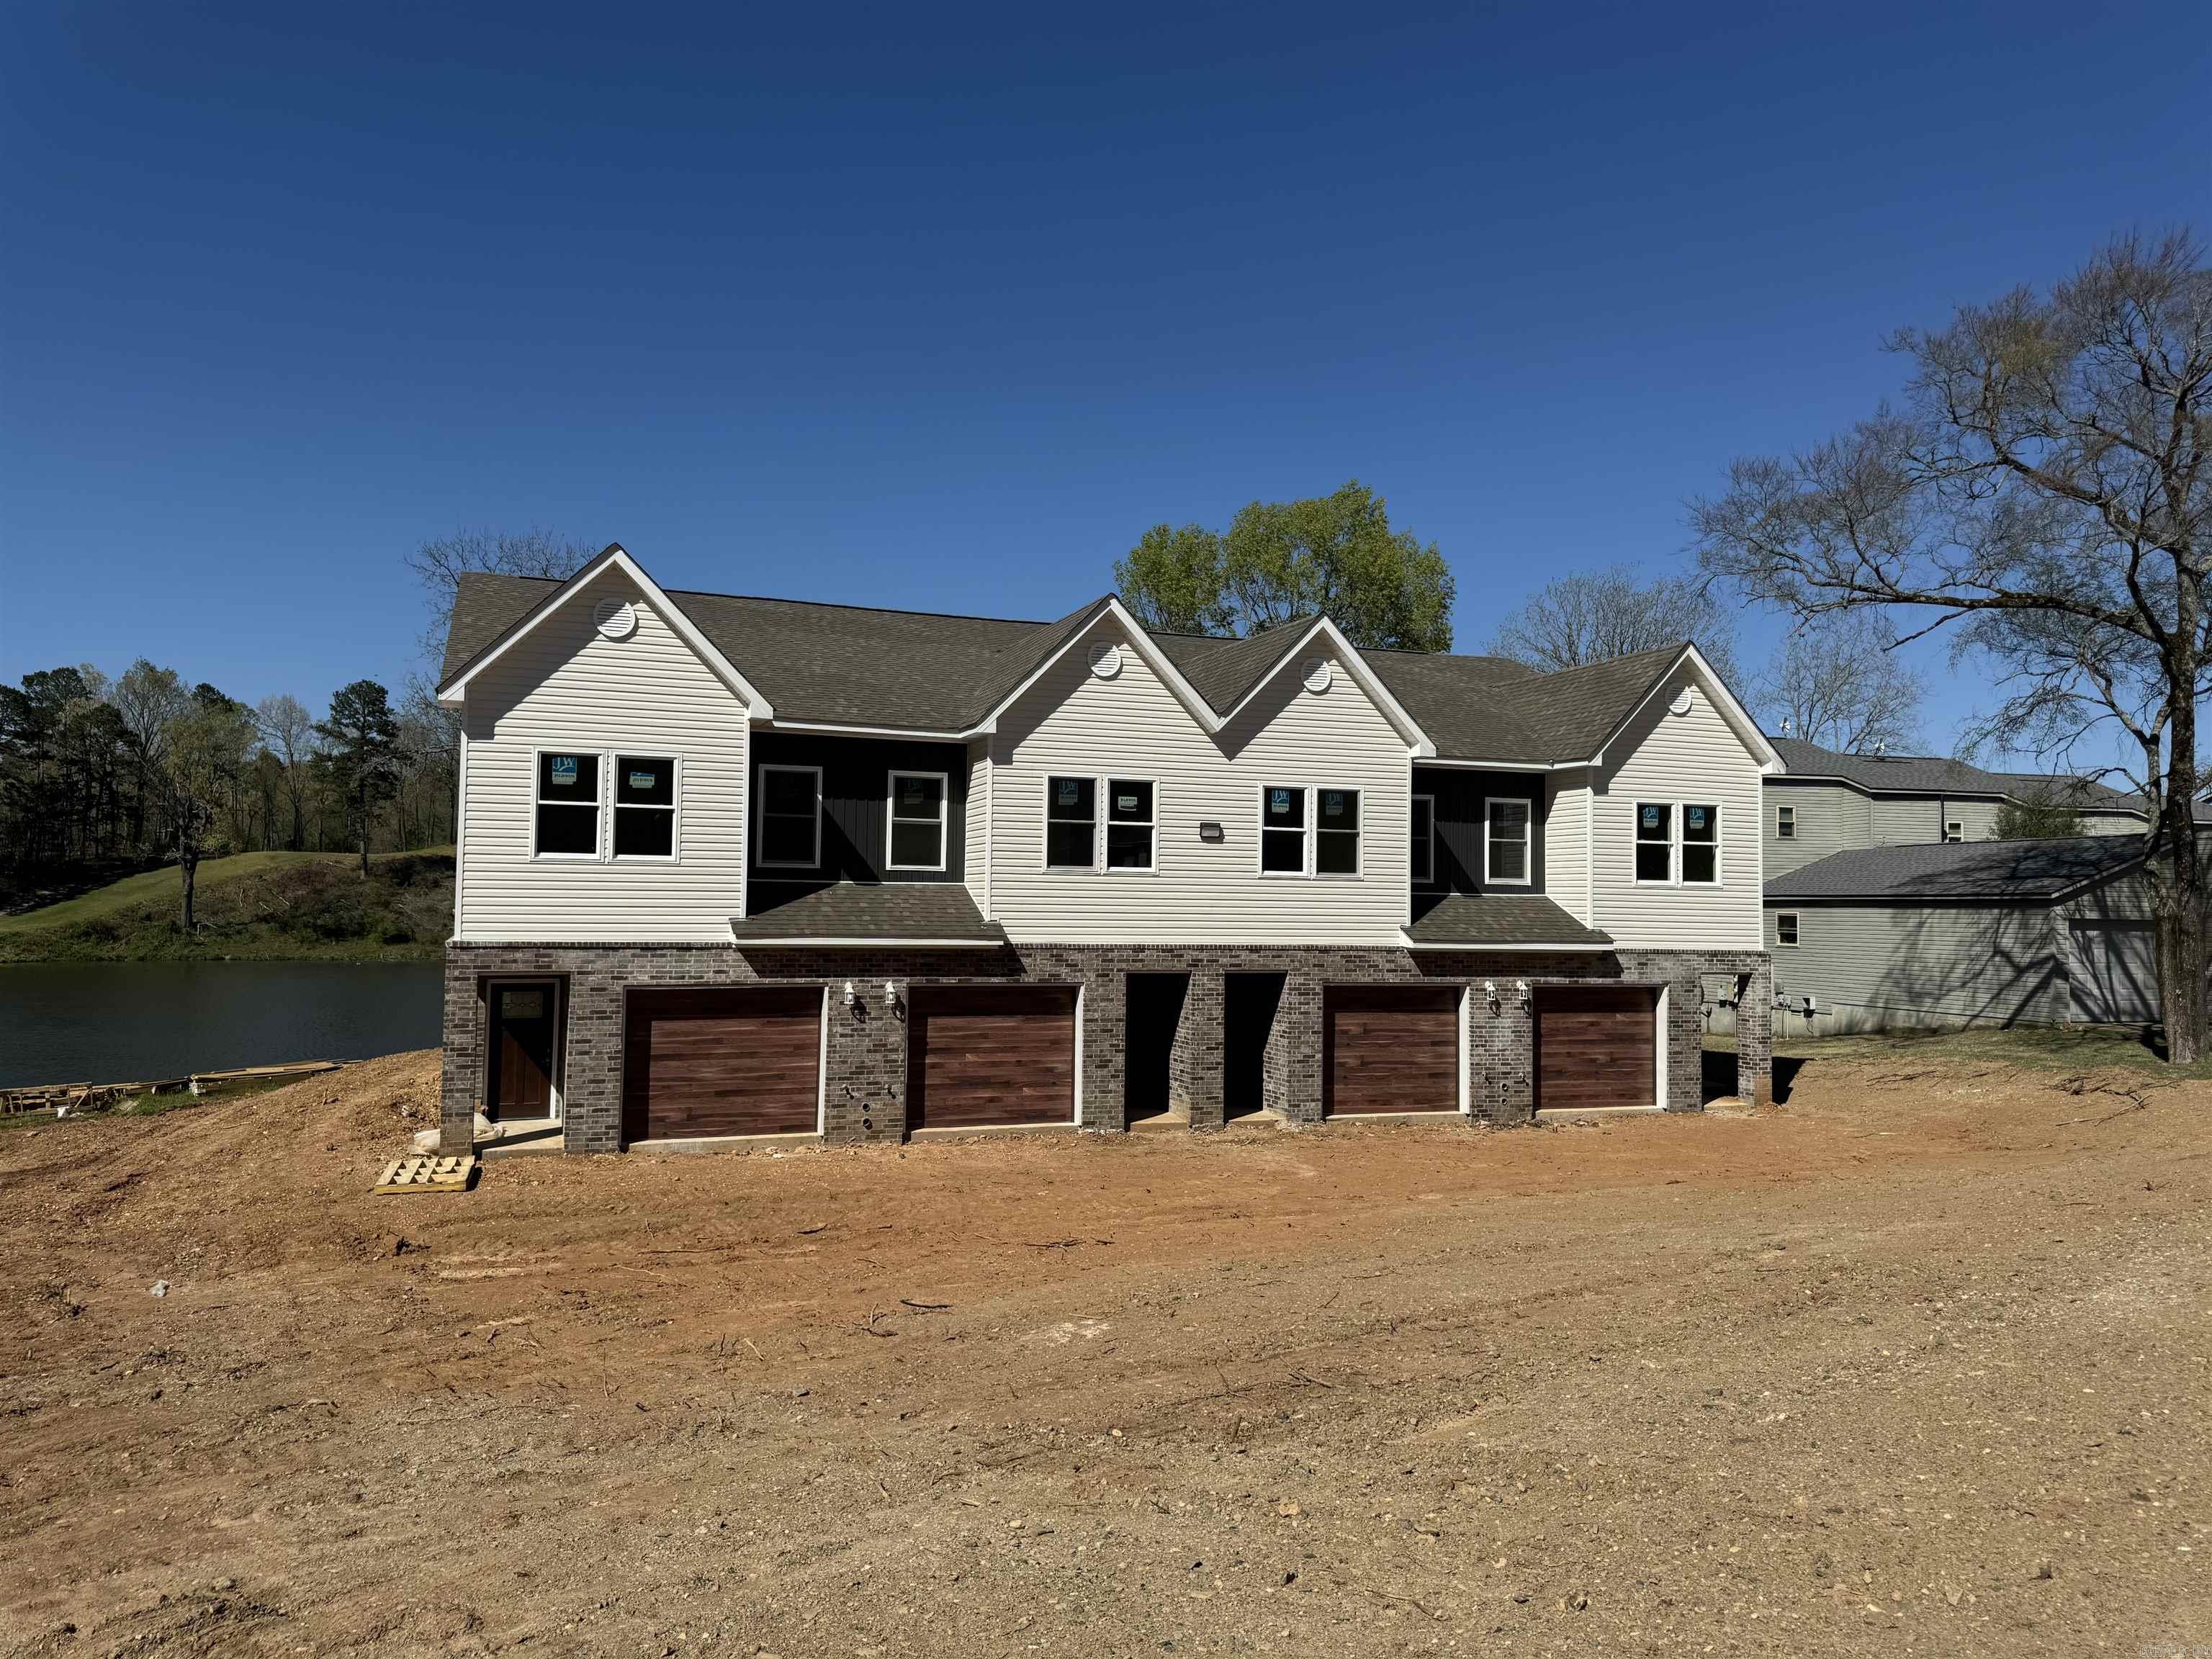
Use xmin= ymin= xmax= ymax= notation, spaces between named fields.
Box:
xmin=441 ymin=942 xmax=1772 ymax=1154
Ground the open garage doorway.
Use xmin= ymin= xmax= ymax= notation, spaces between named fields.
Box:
xmin=1124 ymin=972 xmax=1189 ymax=1125
xmin=1223 ymin=971 xmax=1285 ymax=1120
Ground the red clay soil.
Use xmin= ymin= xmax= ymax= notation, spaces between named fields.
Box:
xmin=1 ymin=1048 xmax=2206 ymax=1656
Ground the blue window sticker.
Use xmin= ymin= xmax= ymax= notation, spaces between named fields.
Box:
xmin=1686 ymin=806 xmax=1708 ymax=831
xmin=551 ymin=755 xmax=579 ymax=788
xmin=629 ymin=770 xmax=657 ymax=791
xmin=1270 ymin=788 xmax=1290 ymax=812
xmin=1057 ymin=780 xmax=1080 ymax=807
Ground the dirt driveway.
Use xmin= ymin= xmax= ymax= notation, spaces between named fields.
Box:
xmin=2 ymin=1043 xmax=2206 ymax=1656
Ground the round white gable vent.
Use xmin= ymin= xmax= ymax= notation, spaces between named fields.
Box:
xmin=593 ymin=598 xmax=638 ymax=641
xmin=1669 ymin=688 xmax=1695 ymax=716
xmin=1087 ymin=641 xmax=1123 ymax=680
xmin=1302 ymin=657 xmax=1333 ymax=695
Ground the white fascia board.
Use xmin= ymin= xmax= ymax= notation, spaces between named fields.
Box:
xmin=762 ymin=717 xmax=971 ymax=742
xmin=1220 ymin=618 xmax=1437 ymax=755
xmin=436 ymin=544 xmax=775 ymax=718
xmin=1589 ymin=644 xmax=1777 ymax=772
xmin=1419 ymin=755 xmax=1588 ymax=773
xmin=728 ymin=936 xmax=1007 ymax=948
xmin=963 ymin=598 xmax=1222 ymax=739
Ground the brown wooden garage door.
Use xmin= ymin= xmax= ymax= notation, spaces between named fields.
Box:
xmin=1535 ymin=985 xmax=1656 ymax=1111
xmin=622 ymin=986 xmax=822 ymax=1143
xmin=1324 ymin=984 xmax=1459 ymax=1115
xmin=907 ymin=986 xmax=1076 ymax=1130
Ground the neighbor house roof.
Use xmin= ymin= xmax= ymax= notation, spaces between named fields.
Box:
xmin=727 ymin=882 xmax=1007 ymax=946
xmin=1403 ymin=893 xmax=1614 ymax=950
xmin=439 ymin=569 xmax=1754 ymax=765
xmin=1768 ymin=736 xmax=2141 ymax=811
xmin=1763 ymin=835 xmax=2152 ymax=904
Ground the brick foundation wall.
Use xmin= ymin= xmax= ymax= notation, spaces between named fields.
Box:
xmin=441 ymin=941 xmax=1773 ymax=1154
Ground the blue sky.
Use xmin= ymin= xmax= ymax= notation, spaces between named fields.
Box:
xmin=2 ymin=1 xmax=2205 ymax=758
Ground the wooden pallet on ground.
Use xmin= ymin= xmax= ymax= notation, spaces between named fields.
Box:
xmin=373 ymin=1154 xmax=477 ymax=1195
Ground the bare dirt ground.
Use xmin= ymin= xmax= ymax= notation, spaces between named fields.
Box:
xmin=2 ymin=1043 xmax=2206 ymax=1657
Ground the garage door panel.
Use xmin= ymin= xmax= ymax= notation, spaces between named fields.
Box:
xmin=908 ymin=986 xmax=1076 ymax=1129
xmin=624 ymin=986 xmax=822 ymax=1141
xmin=1535 ymin=986 xmax=1655 ymax=1110
xmin=1326 ymin=986 xmax=1457 ymax=1115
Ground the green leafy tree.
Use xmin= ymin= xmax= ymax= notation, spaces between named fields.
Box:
xmin=1115 ymin=481 xmax=1455 ymax=649
xmin=1992 ymin=789 xmax=2087 ymax=840
xmin=316 ymin=680 xmax=401 ymax=877
xmin=162 ymin=688 xmax=256 ymax=930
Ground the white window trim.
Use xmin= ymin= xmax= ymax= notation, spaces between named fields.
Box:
xmin=886 ymin=769 xmax=949 ymax=873
xmin=531 ymin=745 xmax=604 ymax=862
xmin=755 ymin=763 xmax=824 ymax=869
xmin=1632 ymin=800 xmax=1675 ymax=886
xmin=1944 ymin=819 xmax=1964 ymax=843
xmin=1776 ymin=803 xmax=1796 ymax=840
xmin=1314 ymin=785 xmax=1363 ymax=881
xmin=1258 ymin=784 xmax=1310 ymax=878
xmin=1681 ymin=800 xmax=1723 ymax=888
xmin=1775 ymin=910 xmax=1800 ymax=948
xmin=1631 ymin=799 xmax=1725 ymax=887
xmin=1411 ymin=793 xmax=1434 ymax=886
xmin=1483 ymin=796 xmax=1533 ymax=888
xmin=611 ymin=752 xmax=682 ymax=864
xmin=1043 ymin=773 xmax=1100 ymax=871
xmin=1102 ymin=776 xmax=1159 ymax=876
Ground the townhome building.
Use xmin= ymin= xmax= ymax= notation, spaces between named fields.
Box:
xmin=434 ymin=545 xmax=1779 ymax=1155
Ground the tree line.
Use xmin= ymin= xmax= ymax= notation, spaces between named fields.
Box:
xmin=0 ymin=665 xmax=447 ymax=923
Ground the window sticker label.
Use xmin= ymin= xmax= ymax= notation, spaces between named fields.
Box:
xmin=1641 ymin=804 xmax=1663 ymax=830
xmin=1270 ymin=788 xmax=1290 ymax=812
xmin=628 ymin=770 xmax=656 ymax=791
xmin=1117 ymin=793 xmax=1138 ymax=812
xmin=1687 ymin=806 xmax=1708 ymax=830
xmin=1057 ymin=780 xmax=1080 ymax=806
xmin=551 ymin=756 xmax=579 ymax=787
xmin=1323 ymin=791 xmax=1346 ymax=817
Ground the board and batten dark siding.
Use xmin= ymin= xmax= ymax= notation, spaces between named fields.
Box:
xmin=750 ymin=732 xmax=968 ymax=887
xmin=1411 ymin=766 xmax=1547 ymax=896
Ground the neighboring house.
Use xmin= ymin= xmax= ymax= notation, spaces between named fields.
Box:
xmin=1763 ymin=737 xmax=2150 ymax=878
xmin=433 ymin=544 xmax=1779 ymax=1155
xmin=1762 ymin=836 xmax=2170 ymax=1035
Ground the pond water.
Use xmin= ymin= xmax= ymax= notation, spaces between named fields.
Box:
xmin=0 ymin=961 xmax=444 ymax=1087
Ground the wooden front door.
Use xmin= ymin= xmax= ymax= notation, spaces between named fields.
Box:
xmin=1323 ymin=985 xmax=1459 ymax=1115
xmin=906 ymin=986 xmax=1076 ymax=1130
xmin=1534 ymin=985 xmax=1657 ymax=1111
xmin=488 ymin=981 xmax=557 ymax=1119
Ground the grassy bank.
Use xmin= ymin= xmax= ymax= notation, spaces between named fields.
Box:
xmin=0 ymin=850 xmax=452 ymax=963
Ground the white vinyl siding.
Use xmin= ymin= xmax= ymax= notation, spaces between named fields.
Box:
xmin=1591 ymin=669 xmax=1763 ymax=950
xmin=963 ymin=739 xmax=991 ymax=914
xmin=988 ymin=618 xmax=1409 ymax=943
xmin=1542 ymin=773 xmax=1592 ymax=925
xmin=457 ymin=567 xmax=748 ymax=942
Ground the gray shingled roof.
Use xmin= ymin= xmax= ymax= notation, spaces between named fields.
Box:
xmin=1404 ymin=893 xmax=1614 ymax=948
xmin=729 ymin=882 xmax=1007 ymax=943
xmin=1769 ymin=736 xmax=2139 ymax=807
xmin=439 ymin=570 xmax=1715 ymax=763
xmin=1763 ymin=835 xmax=2149 ymax=903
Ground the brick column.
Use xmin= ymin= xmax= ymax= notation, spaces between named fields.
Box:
xmin=1736 ymin=957 xmax=1773 ymax=1106
xmin=1467 ymin=981 xmax=1534 ymax=1125
xmin=1178 ymin=968 xmax=1225 ymax=1128
xmin=1269 ymin=966 xmax=1323 ymax=1124
xmin=439 ymin=950 xmax=482 ymax=1154
xmin=1080 ymin=968 xmax=1125 ymax=1133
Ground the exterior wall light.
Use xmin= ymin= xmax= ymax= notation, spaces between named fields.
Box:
xmin=842 ymin=981 xmax=856 ymax=1007
xmin=1516 ymin=979 xmax=1531 ymax=1010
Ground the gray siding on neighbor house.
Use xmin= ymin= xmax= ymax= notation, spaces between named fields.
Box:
xmin=1763 ymin=902 xmax=2068 ymax=1033
xmin=1764 ymin=778 xmax=1871 ymax=877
